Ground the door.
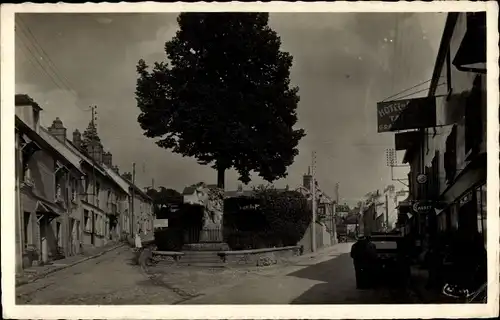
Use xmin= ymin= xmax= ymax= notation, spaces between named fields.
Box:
xmin=68 ymin=218 xmax=75 ymax=255
xmin=91 ymin=211 xmax=95 ymax=245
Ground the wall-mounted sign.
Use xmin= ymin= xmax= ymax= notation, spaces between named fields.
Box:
xmin=154 ymin=219 xmax=169 ymax=229
xmin=412 ymin=201 xmax=433 ymax=214
xmin=416 ymin=174 xmax=428 ymax=184
xmin=395 ymin=131 xmax=421 ymax=151
xmin=377 ymin=97 xmax=437 ymax=133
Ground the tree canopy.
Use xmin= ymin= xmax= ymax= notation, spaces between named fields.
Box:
xmin=81 ymin=122 xmax=100 ymax=150
xmin=146 ymin=187 xmax=183 ymax=218
xmin=135 ymin=13 xmax=305 ymax=189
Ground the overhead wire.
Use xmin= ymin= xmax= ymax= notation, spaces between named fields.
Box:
xmin=16 ymin=20 xmax=78 ymax=97
xmin=15 ymin=19 xmax=91 ymax=115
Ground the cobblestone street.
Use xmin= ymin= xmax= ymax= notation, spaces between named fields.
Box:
xmin=16 ymin=246 xmax=182 ymax=304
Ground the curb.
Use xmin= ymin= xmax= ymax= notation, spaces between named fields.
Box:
xmin=16 ymin=243 xmax=126 ymax=287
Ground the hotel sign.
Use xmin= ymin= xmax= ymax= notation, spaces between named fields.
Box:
xmin=377 ymin=97 xmax=437 ymax=133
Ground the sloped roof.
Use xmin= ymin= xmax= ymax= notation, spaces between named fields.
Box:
xmin=15 ymin=94 xmax=42 ymax=111
xmin=102 ymin=164 xmax=130 ymax=196
xmin=16 ymin=117 xmax=84 ymax=176
xmin=64 ymin=138 xmax=108 ymax=177
xmin=39 ymin=127 xmax=84 ymax=175
xmin=182 ymin=186 xmax=198 ymax=195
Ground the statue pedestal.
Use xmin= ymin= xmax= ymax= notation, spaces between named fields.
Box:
xmin=199 ymin=227 xmax=223 ymax=243
xmin=182 ymin=225 xmax=229 ymax=251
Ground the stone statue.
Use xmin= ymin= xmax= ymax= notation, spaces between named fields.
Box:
xmin=204 ymin=187 xmax=224 ymax=227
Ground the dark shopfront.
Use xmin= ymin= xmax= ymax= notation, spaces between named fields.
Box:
xmin=436 ymin=182 xmax=487 ymax=249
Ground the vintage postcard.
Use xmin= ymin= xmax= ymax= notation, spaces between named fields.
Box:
xmin=1 ymin=1 xmax=499 ymax=319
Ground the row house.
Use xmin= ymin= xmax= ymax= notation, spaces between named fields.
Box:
xmin=15 ymin=95 xmax=85 ymax=269
xmin=121 ymin=171 xmax=154 ymax=239
xmin=65 ymin=126 xmax=130 ymax=249
xmin=15 ymin=94 xmax=154 ymax=269
xmin=395 ymin=12 xmax=487 ymax=252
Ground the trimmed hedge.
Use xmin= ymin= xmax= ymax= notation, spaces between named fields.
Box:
xmin=224 ymin=188 xmax=311 ymax=250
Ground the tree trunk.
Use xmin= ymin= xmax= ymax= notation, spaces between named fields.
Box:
xmin=217 ymin=167 xmax=225 ymax=190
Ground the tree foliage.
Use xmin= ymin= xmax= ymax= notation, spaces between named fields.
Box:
xmin=225 ymin=187 xmax=311 ymax=249
xmin=135 ymin=13 xmax=305 ymax=188
xmin=146 ymin=187 xmax=183 ymax=218
xmin=81 ymin=122 xmax=100 ymax=151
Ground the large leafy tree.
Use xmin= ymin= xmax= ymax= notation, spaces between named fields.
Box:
xmin=135 ymin=13 xmax=305 ymax=189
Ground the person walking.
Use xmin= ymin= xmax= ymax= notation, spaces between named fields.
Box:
xmin=351 ymin=235 xmax=377 ymax=289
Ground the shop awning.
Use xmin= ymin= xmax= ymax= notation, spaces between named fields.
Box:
xmin=35 ymin=199 xmax=62 ymax=222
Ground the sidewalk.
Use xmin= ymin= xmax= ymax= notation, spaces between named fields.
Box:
xmin=16 ymin=241 xmax=126 ymax=287
xmin=408 ymin=266 xmax=452 ymax=303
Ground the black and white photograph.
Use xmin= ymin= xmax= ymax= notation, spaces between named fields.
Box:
xmin=1 ymin=1 xmax=498 ymax=319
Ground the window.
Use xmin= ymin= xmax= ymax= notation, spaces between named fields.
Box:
xmin=96 ymin=182 xmax=101 ymax=206
xmin=84 ymin=210 xmax=91 ymax=232
xmin=97 ymin=214 xmax=102 ymax=236
xmin=75 ymin=220 xmax=80 ymax=240
xmin=56 ymin=221 xmax=62 ymax=247
xmin=476 ymin=184 xmax=486 ymax=247
xmin=465 ymin=75 xmax=484 ymax=156
xmin=71 ymin=178 xmax=78 ymax=202
xmin=84 ymin=177 xmax=90 ymax=202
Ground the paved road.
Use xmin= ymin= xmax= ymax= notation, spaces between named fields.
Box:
xmin=16 ymin=243 xmax=415 ymax=305
xmin=181 ymin=243 xmax=416 ymax=304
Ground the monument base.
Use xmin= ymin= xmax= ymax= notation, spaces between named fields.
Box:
xmin=182 ymin=242 xmax=230 ymax=251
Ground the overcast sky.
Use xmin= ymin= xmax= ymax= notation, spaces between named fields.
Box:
xmin=15 ymin=12 xmax=446 ymax=205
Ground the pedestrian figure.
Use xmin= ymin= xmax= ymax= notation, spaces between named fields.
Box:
xmin=135 ymin=232 xmax=142 ymax=249
xmin=351 ymin=235 xmax=377 ymax=289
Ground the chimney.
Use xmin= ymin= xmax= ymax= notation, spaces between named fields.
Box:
xmin=73 ymin=129 xmax=82 ymax=148
xmin=122 ymin=172 xmax=132 ymax=181
xmin=15 ymin=94 xmax=42 ymax=133
xmin=112 ymin=165 xmax=120 ymax=174
xmin=48 ymin=117 xmax=67 ymax=143
xmin=103 ymin=151 xmax=113 ymax=167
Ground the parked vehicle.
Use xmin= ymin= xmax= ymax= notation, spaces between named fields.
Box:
xmin=371 ymin=234 xmax=410 ymax=287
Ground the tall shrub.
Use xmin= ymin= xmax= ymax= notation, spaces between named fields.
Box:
xmin=253 ymin=187 xmax=311 ymax=246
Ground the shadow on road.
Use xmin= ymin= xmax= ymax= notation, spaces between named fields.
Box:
xmin=288 ymin=253 xmax=414 ymax=304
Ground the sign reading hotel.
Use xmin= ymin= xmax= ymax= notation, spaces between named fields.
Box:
xmin=377 ymin=97 xmax=437 ymax=133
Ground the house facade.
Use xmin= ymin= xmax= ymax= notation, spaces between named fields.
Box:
xmin=122 ymin=172 xmax=154 ymax=238
xmin=15 ymin=95 xmax=85 ymax=268
xmin=395 ymin=12 xmax=486 ymax=252
xmin=15 ymin=94 xmax=154 ymax=269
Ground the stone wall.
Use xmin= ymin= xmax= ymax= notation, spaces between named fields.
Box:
xmin=218 ymin=246 xmax=301 ymax=266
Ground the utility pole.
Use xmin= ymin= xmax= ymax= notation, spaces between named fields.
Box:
xmin=311 ymin=151 xmax=317 ymax=252
xmin=385 ymin=193 xmax=389 ymax=232
xmin=130 ymin=163 xmax=136 ymax=236
xmin=152 ymin=178 xmax=155 ymax=190
xmin=335 ymin=182 xmax=340 ymax=204
xmin=90 ymin=105 xmax=97 ymax=245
